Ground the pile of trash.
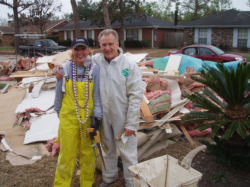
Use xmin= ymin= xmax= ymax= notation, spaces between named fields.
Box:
xmin=1 ymin=51 xmax=213 ymax=168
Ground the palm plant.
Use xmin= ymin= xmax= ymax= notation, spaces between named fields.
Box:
xmin=181 ymin=63 xmax=250 ymax=170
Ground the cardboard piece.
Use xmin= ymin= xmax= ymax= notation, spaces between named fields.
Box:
xmin=36 ymin=56 xmax=56 ymax=64
xmin=4 ymin=126 xmax=48 ymax=158
xmin=124 ymin=52 xmax=148 ymax=64
xmin=15 ymin=89 xmax=55 ymax=113
xmin=51 ymin=50 xmax=72 ymax=66
xmin=24 ymin=113 xmax=59 ymax=144
xmin=0 ymin=85 xmax=26 ymax=131
xmin=6 ymin=152 xmax=36 ymax=166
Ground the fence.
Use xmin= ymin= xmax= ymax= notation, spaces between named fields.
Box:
xmin=163 ymin=33 xmax=184 ymax=48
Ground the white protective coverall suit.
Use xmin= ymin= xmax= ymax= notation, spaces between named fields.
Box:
xmin=93 ymin=48 xmax=143 ymax=187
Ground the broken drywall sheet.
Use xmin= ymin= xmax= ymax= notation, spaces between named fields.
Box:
xmin=29 ymin=63 xmax=50 ymax=71
xmin=0 ymin=86 xmax=26 ymax=131
xmin=124 ymin=52 xmax=148 ymax=64
xmin=1 ymin=138 xmax=12 ymax=151
xmin=24 ymin=113 xmax=59 ymax=144
xmin=0 ymin=142 xmax=8 ymax=151
xmin=167 ymin=79 xmax=182 ymax=106
xmin=165 ymin=55 xmax=182 ymax=71
xmin=4 ymin=126 xmax=48 ymax=158
xmin=32 ymin=80 xmax=45 ymax=98
xmin=22 ymin=76 xmax=56 ymax=85
xmin=15 ymin=89 xmax=55 ymax=113
xmin=52 ymin=50 xmax=72 ymax=66
xmin=6 ymin=152 xmax=36 ymax=166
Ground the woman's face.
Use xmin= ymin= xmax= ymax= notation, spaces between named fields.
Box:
xmin=73 ymin=45 xmax=89 ymax=66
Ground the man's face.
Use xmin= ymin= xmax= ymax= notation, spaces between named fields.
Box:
xmin=100 ymin=33 xmax=119 ymax=61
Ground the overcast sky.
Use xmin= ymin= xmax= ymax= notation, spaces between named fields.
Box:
xmin=0 ymin=0 xmax=249 ymax=20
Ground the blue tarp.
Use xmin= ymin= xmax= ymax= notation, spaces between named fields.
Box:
xmin=153 ymin=54 xmax=242 ymax=75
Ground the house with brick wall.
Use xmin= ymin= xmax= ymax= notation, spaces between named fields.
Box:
xmin=0 ymin=26 xmax=15 ymax=46
xmin=54 ymin=16 xmax=183 ymax=48
xmin=181 ymin=9 xmax=250 ymax=49
xmin=0 ymin=19 xmax=68 ymax=46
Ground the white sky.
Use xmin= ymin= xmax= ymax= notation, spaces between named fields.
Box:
xmin=0 ymin=0 xmax=249 ymax=20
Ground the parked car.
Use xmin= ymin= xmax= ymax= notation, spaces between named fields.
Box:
xmin=168 ymin=45 xmax=247 ymax=66
xmin=19 ymin=39 xmax=68 ymax=57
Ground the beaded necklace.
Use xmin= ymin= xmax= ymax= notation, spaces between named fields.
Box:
xmin=71 ymin=61 xmax=91 ymax=140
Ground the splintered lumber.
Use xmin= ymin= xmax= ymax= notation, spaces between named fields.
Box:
xmin=178 ymin=124 xmax=196 ymax=148
xmin=9 ymin=69 xmax=53 ymax=78
xmin=140 ymin=96 xmax=155 ymax=123
xmin=140 ymin=68 xmax=159 ymax=73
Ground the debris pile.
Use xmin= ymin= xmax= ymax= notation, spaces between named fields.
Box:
xmin=1 ymin=52 xmax=213 ymax=168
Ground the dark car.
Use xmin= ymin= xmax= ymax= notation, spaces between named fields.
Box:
xmin=168 ymin=45 xmax=247 ymax=66
xmin=19 ymin=39 xmax=68 ymax=57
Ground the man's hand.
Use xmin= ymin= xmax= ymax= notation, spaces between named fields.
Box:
xmin=125 ymin=128 xmax=135 ymax=136
xmin=55 ymin=65 xmax=63 ymax=80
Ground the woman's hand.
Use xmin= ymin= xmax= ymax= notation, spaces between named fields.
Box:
xmin=55 ymin=65 xmax=63 ymax=80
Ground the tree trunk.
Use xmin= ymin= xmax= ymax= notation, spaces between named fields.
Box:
xmin=71 ymin=0 xmax=81 ymax=37
xmin=13 ymin=1 xmax=20 ymax=54
xmin=120 ymin=18 xmax=125 ymax=50
xmin=102 ymin=0 xmax=111 ymax=29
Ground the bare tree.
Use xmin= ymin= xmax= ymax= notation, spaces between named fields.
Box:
xmin=0 ymin=0 xmax=34 ymax=53
xmin=71 ymin=0 xmax=81 ymax=37
xmin=0 ymin=16 xmax=8 ymax=26
xmin=102 ymin=0 xmax=111 ymax=29
xmin=20 ymin=0 xmax=62 ymax=34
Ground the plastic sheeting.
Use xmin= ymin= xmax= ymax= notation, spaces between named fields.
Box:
xmin=153 ymin=54 xmax=242 ymax=75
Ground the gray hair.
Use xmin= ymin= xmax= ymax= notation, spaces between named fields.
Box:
xmin=98 ymin=29 xmax=119 ymax=44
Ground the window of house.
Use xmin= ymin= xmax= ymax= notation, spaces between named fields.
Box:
xmin=87 ymin=30 xmax=92 ymax=39
xmin=198 ymin=29 xmax=207 ymax=44
xmin=126 ymin=29 xmax=139 ymax=40
xmin=238 ymin=28 xmax=248 ymax=48
xmin=66 ymin=31 xmax=71 ymax=40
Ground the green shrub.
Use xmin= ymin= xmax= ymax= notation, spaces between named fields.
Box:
xmin=160 ymin=38 xmax=167 ymax=48
xmin=218 ymin=43 xmax=224 ymax=50
xmin=240 ymin=45 xmax=248 ymax=52
xmin=224 ymin=44 xmax=229 ymax=51
xmin=87 ymin=38 xmax=94 ymax=47
xmin=46 ymin=36 xmax=59 ymax=43
xmin=124 ymin=40 xmax=143 ymax=48
xmin=212 ymin=44 xmax=217 ymax=47
xmin=200 ymin=136 xmax=250 ymax=171
xmin=188 ymin=40 xmax=195 ymax=45
xmin=142 ymin=38 xmax=151 ymax=48
xmin=58 ymin=40 xmax=72 ymax=46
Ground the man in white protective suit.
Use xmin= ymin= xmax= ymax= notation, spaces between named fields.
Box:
xmin=55 ymin=29 xmax=143 ymax=187
xmin=94 ymin=29 xmax=143 ymax=187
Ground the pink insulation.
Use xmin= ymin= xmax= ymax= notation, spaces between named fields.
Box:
xmin=45 ymin=137 xmax=60 ymax=156
xmin=145 ymin=90 xmax=172 ymax=101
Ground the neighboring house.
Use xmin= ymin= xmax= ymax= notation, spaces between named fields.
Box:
xmin=181 ymin=9 xmax=250 ymax=48
xmin=21 ymin=19 xmax=68 ymax=36
xmin=0 ymin=20 xmax=68 ymax=46
xmin=54 ymin=16 xmax=183 ymax=48
xmin=0 ymin=26 xmax=15 ymax=46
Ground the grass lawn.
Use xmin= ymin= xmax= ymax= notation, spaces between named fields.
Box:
xmin=0 ymin=46 xmax=15 ymax=50
xmin=0 ymin=84 xmax=6 ymax=89
xmin=246 ymin=57 xmax=250 ymax=62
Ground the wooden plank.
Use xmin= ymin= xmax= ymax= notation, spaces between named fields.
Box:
xmin=140 ymin=97 xmax=155 ymax=123
xmin=9 ymin=70 xmax=53 ymax=78
xmin=141 ymin=68 xmax=159 ymax=73
xmin=138 ymin=114 xmax=184 ymax=130
xmin=178 ymin=124 xmax=196 ymax=148
xmin=165 ymin=55 xmax=182 ymax=72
